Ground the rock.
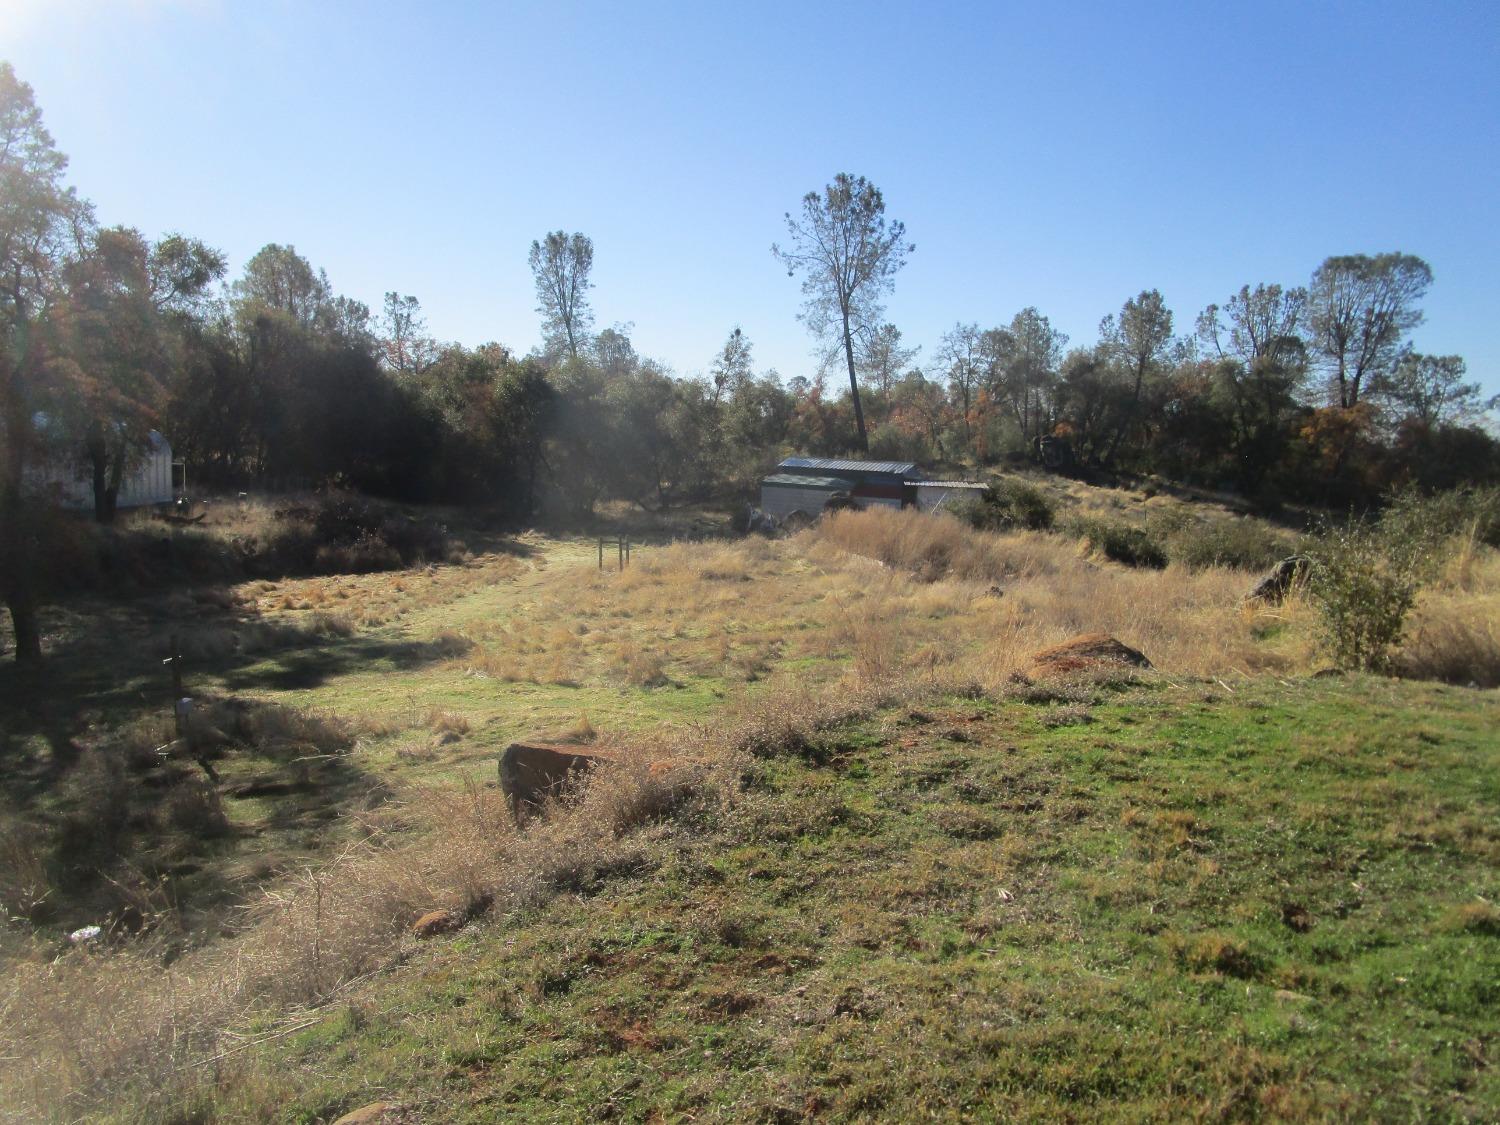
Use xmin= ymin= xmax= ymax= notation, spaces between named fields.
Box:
xmin=1030 ymin=633 xmax=1151 ymax=677
xmin=412 ymin=910 xmax=460 ymax=939
xmin=332 ymin=1104 xmax=401 ymax=1125
xmin=1246 ymin=555 xmax=1311 ymax=605
xmin=498 ymin=743 xmax=607 ymax=824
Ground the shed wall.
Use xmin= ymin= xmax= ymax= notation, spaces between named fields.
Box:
xmin=760 ymin=483 xmax=840 ymax=521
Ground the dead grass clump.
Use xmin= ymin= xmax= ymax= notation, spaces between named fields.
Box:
xmin=819 ymin=507 xmax=1037 ymax=584
xmin=162 ymin=778 xmax=230 ymax=838
xmin=425 ymin=709 xmax=472 ymax=737
xmin=232 ymin=700 xmax=359 ymax=760
xmin=0 ymin=823 xmax=51 ymax=921
xmin=1392 ymin=597 xmax=1500 ymax=688
xmin=613 ymin=642 xmax=668 ymax=688
xmin=1440 ymin=900 xmax=1500 ymax=936
xmin=1170 ymin=931 xmax=1262 ymax=979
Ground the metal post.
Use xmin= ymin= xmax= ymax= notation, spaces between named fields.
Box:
xmin=617 ymin=538 xmax=624 ymax=571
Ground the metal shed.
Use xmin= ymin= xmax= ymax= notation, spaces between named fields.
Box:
xmin=26 ymin=429 xmax=177 ymax=510
xmin=759 ymin=473 xmax=857 ymax=521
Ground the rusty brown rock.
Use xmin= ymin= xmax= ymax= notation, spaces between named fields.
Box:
xmin=332 ymin=1104 xmax=401 ymax=1125
xmin=412 ymin=910 xmax=460 ymax=939
xmin=498 ymin=742 xmax=609 ymax=823
xmin=1030 ymin=633 xmax=1151 ymax=677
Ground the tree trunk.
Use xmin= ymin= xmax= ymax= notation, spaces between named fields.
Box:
xmin=87 ymin=424 xmax=111 ymax=523
xmin=4 ymin=588 xmax=42 ymax=663
xmin=841 ymin=313 xmax=868 ymax=452
xmin=104 ymin=447 xmax=124 ymax=523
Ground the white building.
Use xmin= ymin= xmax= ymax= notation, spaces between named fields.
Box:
xmin=26 ymin=430 xmax=178 ymax=510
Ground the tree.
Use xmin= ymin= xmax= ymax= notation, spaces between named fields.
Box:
xmin=528 ymin=231 xmax=594 ymax=360
xmin=1306 ymin=253 xmax=1431 ymax=408
xmin=1196 ymin=283 xmax=1311 ymax=491
xmin=992 ymin=307 xmax=1067 ymax=447
xmin=709 ymin=326 xmax=753 ymax=406
xmin=1374 ymin=353 xmax=1490 ymax=429
xmin=231 ymin=243 xmax=332 ymax=329
xmin=773 ymin=174 xmax=913 ymax=452
xmin=936 ymin=322 xmax=983 ymax=446
xmin=1099 ymin=289 xmax=1174 ymax=463
xmin=0 ymin=62 xmax=90 ymax=660
xmin=1197 ymin=283 xmax=1307 ymax=369
xmin=858 ymin=322 xmax=919 ymax=403
xmin=377 ymin=292 xmax=438 ymax=376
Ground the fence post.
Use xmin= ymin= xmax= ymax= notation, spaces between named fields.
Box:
xmin=598 ymin=537 xmax=603 ymax=570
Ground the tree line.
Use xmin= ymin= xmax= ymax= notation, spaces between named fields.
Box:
xmin=2 ymin=61 xmax=1497 ymax=660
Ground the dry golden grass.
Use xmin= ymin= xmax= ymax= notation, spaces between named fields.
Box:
xmin=813 ymin=507 xmax=1300 ymax=682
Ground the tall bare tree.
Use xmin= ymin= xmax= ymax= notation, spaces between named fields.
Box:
xmin=773 ymin=174 xmax=913 ymax=451
xmin=1306 ymin=253 xmax=1431 ymax=408
xmin=528 ymin=231 xmax=594 ymax=360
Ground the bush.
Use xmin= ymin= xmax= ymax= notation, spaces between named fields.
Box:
xmin=1382 ymin=485 xmax=1500 ymax=552
xmin=1306 ymin=514 xmax=1441 ymax=672
xmin=966 ymin=479 xmax=1055 ymax=532
xmin=1165 ymin=517 xmax=1287 ymax=571
xmin=163 ymin=778 xmax=231 ymax=838
xmin=1069 ymin=517 xmax=1168 ymax=569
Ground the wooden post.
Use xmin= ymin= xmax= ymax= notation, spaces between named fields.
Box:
xmin=166 ymin=634 xmax=184 ymax=738
xmin=617 ymin=538 xmax=623 ymax=571
xmin=598 ymin=537 xmax=603 ymax=570
xmin=625 ymin=539 xmax=631 ymax=567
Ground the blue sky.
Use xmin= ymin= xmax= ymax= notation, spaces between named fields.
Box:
xmin=8 ymin=0 xmax=1499 ymax=396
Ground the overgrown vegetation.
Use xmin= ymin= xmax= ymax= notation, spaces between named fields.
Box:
xmin=2 ymin=489 xmax=1499 ymax=1120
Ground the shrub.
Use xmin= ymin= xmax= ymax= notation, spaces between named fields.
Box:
xmin=1382 ymin=484 xmax=1500 ymax=552
xmin=1069 ymin=517 xmax=1168 ymax=569
xmin=1305 ymin=514 xmax=1441 ymax=672
xmin=1165 ymin=517 xmax=1287 ymax=571
xmin=163 ymin=778 xmax=230 ymax=838
xmin=965 ymin=479 xmax=1056 ymax=533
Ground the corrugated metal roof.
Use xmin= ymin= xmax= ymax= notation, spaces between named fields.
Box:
xmin=761 ymin=473 xmax=856 ymax=490
xmin=779 ymin=456 xmax=919 ymax=476
xmin=908 ymin=480 xmax=987 ymax=488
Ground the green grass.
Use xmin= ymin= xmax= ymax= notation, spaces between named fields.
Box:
xmin=202 ymin=674 xmax=1499 ymax=1123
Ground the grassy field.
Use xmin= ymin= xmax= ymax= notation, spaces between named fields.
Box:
xmin=208 ymin=675 xmax=1500 ymax=1123
xmin=1 ymin=483 xmax=1497 ymax=1121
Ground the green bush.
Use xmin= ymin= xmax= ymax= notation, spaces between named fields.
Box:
xmin=1305 ymin=513 xmax=1442 ymax=672
xmin=966 ymin=479 xmax=1056 ymax=532
xmin=1069 ymin=517 xmax=1168 ymax=569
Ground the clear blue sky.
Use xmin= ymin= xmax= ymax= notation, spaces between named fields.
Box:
xmin=8 ymin=0 xmax=1499 ymax=396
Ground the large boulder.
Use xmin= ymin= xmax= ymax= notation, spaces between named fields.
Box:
xmin=1030 ymin=633 xmax=1151 ymax=678
xmin=1246 ymin=555 xmax=1311 ymax=605
xmin=498 ymin=743 xmax=606 ymax=823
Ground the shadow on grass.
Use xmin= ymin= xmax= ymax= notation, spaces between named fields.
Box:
xmin=0 ymin=582 xmax=459 ymax=933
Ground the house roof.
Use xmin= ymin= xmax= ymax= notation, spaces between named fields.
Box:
xmin=778 ymin=456 xmax=919 ymax=477
xmin=908 ymin=480 xmax=987 ymax=489
xmin=762 ymin=473 xmax=856 ymax=490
